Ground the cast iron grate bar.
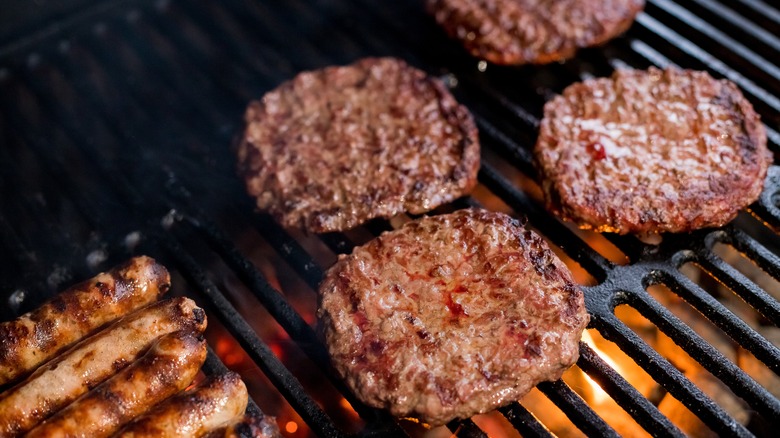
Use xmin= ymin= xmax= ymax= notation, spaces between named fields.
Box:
xmin=648 ymin=0 xmax=780 ymax=80
xmin=497 ymin=402 xmax=554 ymax=438
xmin=752 ymin=167 xmax=780 ymax=231
xmin=698 ymin=248 xmax=780 ymax=326
xmin=633 ymin=272 xmax=780 ymax=419
xmin=734 ymin=0 xmax=780 ymax=23
xmin=664 ymin=268 xmax=780 ymax=375
xmin=536 ymin=379 xmax=620 ymax=437
xmin=691 ymin=0 xmax=780 ymax=51
xmin=247 ymin=213 xmax=324 ymax=291
xmin=595 ymin=312 xmax=753 ymax=436
xmin=577 ymin=343 xmax=684 ymax=437
xmin=727 ymin=225 xmax=780 ymax=284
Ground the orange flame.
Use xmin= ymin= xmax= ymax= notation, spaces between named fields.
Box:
xmin=581 ymin=331 xmax=623 ymax=404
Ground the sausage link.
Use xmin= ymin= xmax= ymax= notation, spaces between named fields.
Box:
xmin=0 ymin=256 xmax=171 ymax=385
xmin=115 ymin=372 xmax=248 ymax=438
xmin=25 ymin=330 xmax=207 ymax=438
xmin=0 ymin=297 xmax=206 ymax=437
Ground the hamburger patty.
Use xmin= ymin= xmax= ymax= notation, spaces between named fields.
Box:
xmin=535 ymin=67 xmax=771 ymax=235
xmin=318 ymin=209 xmax=589 ymax=425
xmin=237 ymin=57 xmax=480 ymax=233
xmin=426 ymin=0 xmax=645 ymax=65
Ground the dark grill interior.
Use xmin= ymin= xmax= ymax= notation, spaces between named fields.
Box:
xmin=1 ymin=0 xmax=779 ymax=436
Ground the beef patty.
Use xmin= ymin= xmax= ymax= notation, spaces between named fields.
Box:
xmin=236 ymin=57 xmax=479 ymax=233
xmin=318 ymin=208 xmax=589 ymax=425
xmin=535 ymin=67 xmax=770 ymax=235
xmin=426 ymin=0 xmax=645 ymax=65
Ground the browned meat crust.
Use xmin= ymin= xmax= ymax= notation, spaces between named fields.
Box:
xmin=237 ymin=57 xmax=480 ymax=233
xmin=426 ymin=0 xmax=645 ymax=65
xmin=0 ymin=297 xmax=206 ymax=436
xmin=116 ymin=372 xmax=247 ymax=438
xmin=318 ymin=208 xmax=589 ymax=425
xmin=26 ymin=330 xmax=207 ymax=438
xmin=534 ymin=67 xmax=771 ymax=234
xmin=0 ymin=256 xmax=171 ymax=386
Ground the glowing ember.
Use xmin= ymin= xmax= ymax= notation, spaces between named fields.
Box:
xmin=285 ymin=421 xmax=298 ymax=433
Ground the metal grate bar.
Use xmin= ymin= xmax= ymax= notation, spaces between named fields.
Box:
xmin=13 ymin=65 xmax=134 ymax=235
xmin=0 ymin=37 xmax=274 ymax=432
xmin=497 ymin=403 xmax=554 ymax=438
xmin=698 ymin=247 xmax=780 ymax=326
xmin=0 ymin=76 xmax=107 ymax=272
xmin=247 ymin=214 xmax=324 ymax=291
xmin=317 ymin=233 xmax=359 ymax=257
xmin=752 ymin=167 xmax=780 ymax=231
xmin=727 ymin=226 xmax=780 ymax=287
xmin=734 ymin=0 xmax=780 ymax=23
xmin=536 ymin=379 xmax=620 ymax=437
xmin=577 ymin=343 xmax=684 ymax=437
xmin=666 ymin=269 xmax=780 ymax=374
xmin=629 ymin=278 xmax=780 ymax=419
xmin=140 ymin=3 xmax=281 ymax=99
xmin=470 ymin=113 xmax=540 ymax=181
xmin=595 ymin=314 xmax=752 ymax=436
xmin=648 ymin=0 xmax=780 ymax=80
xmin=690 ymin=0 xmax=780 ymax=52
xmin=108 ymin=16 xmax=235 ymax=135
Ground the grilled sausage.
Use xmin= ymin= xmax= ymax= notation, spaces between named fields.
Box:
xmin=0 ymin=256 xmax=171 ymax=385
xmin=115 ymin=372 xmax=248 ymax=438
xmin=0 ymin=297 xmax=206 ymax=437
xmin=26 ymin=330 xmax=207 ymax=438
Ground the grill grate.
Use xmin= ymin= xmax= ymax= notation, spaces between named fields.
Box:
xmin=1 ymin=0 xmax=779 ymax=436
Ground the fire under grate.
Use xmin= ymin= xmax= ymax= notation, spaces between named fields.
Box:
xmin=0 ymin=0 xmax=779 ymax=437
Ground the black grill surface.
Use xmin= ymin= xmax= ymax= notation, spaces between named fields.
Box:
xmin=0 ymin=1 xmax=779 ymax=437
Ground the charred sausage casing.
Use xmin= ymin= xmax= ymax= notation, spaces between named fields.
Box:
xmin=25 ymin=330 xmax=207 ymax=438
xmin=115 ymin=372 xmax=248 ymax=438
xmin=0 ymin=297 xmax=206 ymax=437
xmin=0 ymin=256 xmax=171 ymax=386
